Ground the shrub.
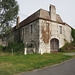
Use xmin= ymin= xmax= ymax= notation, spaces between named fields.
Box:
xmin=0 ymin=45 xmax=4 ymax=52
xmin=5 ymin=41 xmax=24 ymax=54
xmin=59 ymin=41 xmax=75 ymax=52
xmin=59 ymin=28 xmax=75 ymax=52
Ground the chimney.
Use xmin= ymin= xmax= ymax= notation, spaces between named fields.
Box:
xmin=16 ymin=16 xmax=20 ymax=29
xmin=49 ymin=4 xmax=56 ymax=21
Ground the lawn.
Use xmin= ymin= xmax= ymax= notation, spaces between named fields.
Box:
xmin=0 ymin=54 xmax=73 ymax=75
xmin=59 ymin=50 xmax=75 ymax=53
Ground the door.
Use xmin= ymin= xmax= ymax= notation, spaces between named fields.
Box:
xmin=50 ymin=38 xmax=59 ymax=51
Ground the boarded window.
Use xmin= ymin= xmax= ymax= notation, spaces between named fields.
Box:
xmin=60 ymin=26 xmax=62 ymax=34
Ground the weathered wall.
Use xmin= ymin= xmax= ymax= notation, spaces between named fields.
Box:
xmin=2 ymin=19 xmax=72 ymax=54
xmin=20 ymin=19 xmax=39 ymax=53
xmin=39 ymin=19 xmax=72 ymax=54
xmin=39 ymin=19 xmax=51 ymax=54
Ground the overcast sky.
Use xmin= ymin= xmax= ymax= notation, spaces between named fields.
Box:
xmin=16 ymin=0 xmax=75 ymax=29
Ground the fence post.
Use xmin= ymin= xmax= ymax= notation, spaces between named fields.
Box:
xmin=33 ymin=48 xmax=35 ymax=53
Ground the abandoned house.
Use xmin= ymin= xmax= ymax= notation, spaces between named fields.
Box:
xmin=1 ymin=4 xmax=73 ymax=54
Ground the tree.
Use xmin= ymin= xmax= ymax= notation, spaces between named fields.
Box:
xmin=0 ymin=0 xmax=19 ymax=35
xmin=71 ymin=28 xmax=75 ymax=41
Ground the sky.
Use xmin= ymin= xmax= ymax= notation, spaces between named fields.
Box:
xmin=16 ymin=0 xmax=75 ymax=29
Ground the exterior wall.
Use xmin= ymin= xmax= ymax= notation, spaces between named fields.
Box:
xmin=39 ymin=19 xmax=51 ymax=54
xmin=21 ymin=19 xmax=39 ymax=53
xmin=63 ymin=24 xmax=73 ymax=43
xmin=14 ymin=29 xmax=21 ymax=42
xmin=39 ymin=19 xmax=72 ymax=54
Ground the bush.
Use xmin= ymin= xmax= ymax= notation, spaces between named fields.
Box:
xmin=5 ymin=41 xmax=24 ymax=54
xmin=0 ymin=45 xmax=4 ymax=52
xmin=59 ymin=28 xmax=75 ymax=52
xmin=59 ymin=41 xmax=75 ymax=52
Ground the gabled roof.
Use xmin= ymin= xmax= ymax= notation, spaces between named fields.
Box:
xmin=13 ymin=8 xmax=64 ymax=31
xmin=56 ymin=14 xmax=63 ymax=23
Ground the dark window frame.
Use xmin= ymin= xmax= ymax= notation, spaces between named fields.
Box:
xmin=60 ymin=26 xmax=62 ymax=34
xmin=22 ymin=28 xmax=24 ymax=40
xmin=22 ymin=28 xmax=24 ymax=35
xmin=31 ymin=25 xmax=32 ymax=34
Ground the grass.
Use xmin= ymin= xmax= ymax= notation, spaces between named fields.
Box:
xmin=59 ymin=50 xmax=75 ymax=53
xmin=0 ymin=53 xmax=73 ymax=75
xmin=0 ymin=52 xmax=20 ymax=56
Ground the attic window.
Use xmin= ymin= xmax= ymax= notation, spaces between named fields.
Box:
xmin=60 ymin=26 xmax=62 ymax=34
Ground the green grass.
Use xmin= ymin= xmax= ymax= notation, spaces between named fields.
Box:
xmin=0 ymin=54 xmax=73 ymax=75
xmin=59 ymin=50 xmax=75 ymax=53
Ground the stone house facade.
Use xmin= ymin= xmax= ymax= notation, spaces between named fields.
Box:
xmin=3 ymin=4 xmax=73 ymax=54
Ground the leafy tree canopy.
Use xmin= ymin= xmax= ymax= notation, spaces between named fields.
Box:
xmin=0 ymin=0 xmax=19 ymax=35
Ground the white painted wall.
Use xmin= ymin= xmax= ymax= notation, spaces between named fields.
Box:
xmin=39 ymin=19 xmax=72 ymax=54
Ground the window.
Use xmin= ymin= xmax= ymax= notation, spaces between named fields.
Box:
xmin=60 ymin=26 xmax=62 ymax=34
xmin=22 ymin=28 xmax=24 ymax=35
xmin=31 ymin=25 xmax=32 ymax=34
xmin=22 ymin=28 xmax=24 ymax=40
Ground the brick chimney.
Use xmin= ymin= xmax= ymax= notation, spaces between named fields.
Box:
xmin=49 ymin=4 xmax=56 ymax=21
xmin=16 ymin=16 xmax=20 ymax=29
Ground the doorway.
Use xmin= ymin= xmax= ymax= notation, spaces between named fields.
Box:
xmin=50 ymin=38 xmax=59 ymax=51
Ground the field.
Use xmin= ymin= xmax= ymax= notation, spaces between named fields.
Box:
xmin=0 ymin=53 xmax=73 ymax=75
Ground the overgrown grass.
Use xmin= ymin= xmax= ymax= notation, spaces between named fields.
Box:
xmin=0 ymin=52 xmax=21 ymax=56
xmin=0 ymin=54 xmax=73 ymax=75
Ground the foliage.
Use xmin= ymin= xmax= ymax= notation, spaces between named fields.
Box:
xmin=59 ymin=28 xmax=75 ymax=52
xmin=0 ymin=54 xmax=73 ymax=75
xmin=0 ymin=45 xmax=4 ymax=52
xmin=0 ymin=0 xmax=19 ymax=35
xmin=59 ymin=41 xmax=75 ymax=52
xmin=5 ymin=41 xmax=24 ymax=54
xmin=71 ymin=28 xmax=75 ymax=41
